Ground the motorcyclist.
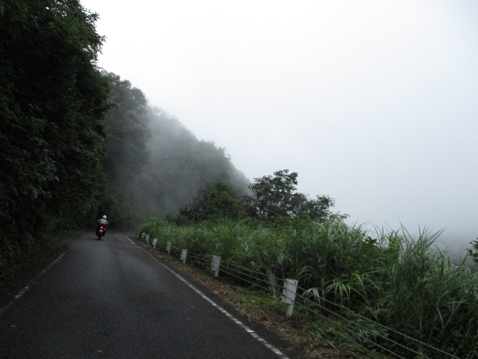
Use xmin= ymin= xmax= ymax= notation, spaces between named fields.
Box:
xmin=96 ymin=215 xmax=108 ymax=236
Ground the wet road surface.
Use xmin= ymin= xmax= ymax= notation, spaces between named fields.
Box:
xmin=0 ymin=232 xmax=302 ymax=359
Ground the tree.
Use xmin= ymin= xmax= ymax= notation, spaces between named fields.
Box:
xmin=0 ymin=0 xmax=109 ymax=265
xmin=248 ymin=170 xmax=298 ymax=219
xmin=175 ymin=181 xmax=246 ymax=224
xmin=467 ymin=238 xmax=478 ymax=264
xmin=247 ymin=169 xmax=339 ymax=221
xmin=99 ymin=73 xmax=151 ymax=228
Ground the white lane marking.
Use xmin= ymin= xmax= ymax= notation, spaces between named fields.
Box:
xmin=125 ymin=236 xmax=291 ymax=359
xmin=0 ymin=252 xmax=66 ymax=317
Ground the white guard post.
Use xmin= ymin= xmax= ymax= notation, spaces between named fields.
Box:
xmin=211 ymin=255 xmax=221 ymax=277
xmin=145 ymin=234 xmax=150 ymax=244
xmin=180 ymin=249 xmax=188 ymax=264
xmin=166 ymin=242 xmax=172 ymax=254
xmin=153 ymin=238 xmax=158 ymax=248
xmin=282 ymin=279 xmax=298 ymax=318
xmin=141 ymin=232 xmax=145 ymax=239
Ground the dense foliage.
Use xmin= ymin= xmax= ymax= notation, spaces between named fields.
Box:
xmin=169 ymin=169 xmax=342 ymax=225
xmin=0 ymin=0 xmax=109 ymax=267
xmin=173 ymin=181 xmax=248 ymax=224
xmin=248 ymin=169 xmax=344 ymax=221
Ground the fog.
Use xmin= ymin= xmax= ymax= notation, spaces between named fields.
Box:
xmin=143 ymin=107 xmax=251 ymax=215
xmin=81 ymin=0 xmax=478 ymax=259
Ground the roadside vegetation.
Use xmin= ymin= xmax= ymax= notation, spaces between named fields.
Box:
xmin=139 ymin=173 xmax=478 ymax=359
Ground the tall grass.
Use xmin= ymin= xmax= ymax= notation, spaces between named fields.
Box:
xmin=138 ymin=217 xmax=478 ymax=358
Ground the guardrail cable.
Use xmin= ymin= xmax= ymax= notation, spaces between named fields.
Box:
xmin=294 ymin=284 xmax=461 ymax=359
xmin=148 ymin=240 xmax=461 ymax=359
xmin=219 ymin=266 xmax=272 ymax=294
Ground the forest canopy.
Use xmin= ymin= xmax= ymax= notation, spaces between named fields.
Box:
xmin=1 ymin=0 xmax=109 ymax=250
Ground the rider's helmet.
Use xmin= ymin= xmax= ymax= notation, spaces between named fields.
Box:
xmin=102 ymin=215 xmax=107 ymax=219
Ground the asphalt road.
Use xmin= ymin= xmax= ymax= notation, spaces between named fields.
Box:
xmin=0 ymin=232 xmax=302 ymax=359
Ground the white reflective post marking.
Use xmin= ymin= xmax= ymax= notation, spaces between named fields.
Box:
xmin=211 ymin=255 xmax=221 ymax=277
xmin=180 ymin=249 xmax=188 ymax=263
xmin=282 ymin=279 xmax=298 ymax=318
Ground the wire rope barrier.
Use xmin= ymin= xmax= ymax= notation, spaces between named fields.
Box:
xmin=186 ymin=252 xmax=209 ymax=263
xmin=145 ymin=238 xmax=462 ymax=359
xmin=281 ymin=286 xmax=409 ymax=358
xmin=218 ymin=265 xmax=273 ymax=294
xmin=290 ymin=289 xmax=428 ymax=359
xmin=220 ymin=261 xmax=273 ymax=287
xmin=293 ymin=284 xmax=461 ymax=359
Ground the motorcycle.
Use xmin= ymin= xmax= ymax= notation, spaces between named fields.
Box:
xmin=96 ymin=225 xmax=106 ymax=240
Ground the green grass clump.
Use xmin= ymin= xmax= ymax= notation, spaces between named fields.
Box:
xmin=139 ymin=217 xmax=478 ymax=358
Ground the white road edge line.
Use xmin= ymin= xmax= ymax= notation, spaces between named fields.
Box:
xmin=0 ymin=252 xmax=66 ymax=317
xmin=125 ymin=236 xmax=291 ymax=359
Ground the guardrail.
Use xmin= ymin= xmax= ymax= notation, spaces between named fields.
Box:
xmin=139 ymin=233 xmax=462 ymax=359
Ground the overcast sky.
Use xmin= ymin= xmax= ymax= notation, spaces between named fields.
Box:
xmin=81 ymin=0 xmax=478 ymax=252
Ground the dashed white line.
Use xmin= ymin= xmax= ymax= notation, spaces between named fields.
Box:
xmin=0 ymin=252 xmax=66 ymax=317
